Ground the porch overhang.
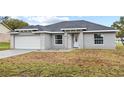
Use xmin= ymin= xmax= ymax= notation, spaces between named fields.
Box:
xmin=61 ymin=28 xmax=87 ymax=33
xmin=65 ymin=31 xmax=80 ymax=33
xmin=61 ymin=28 xmax=87 ymax=31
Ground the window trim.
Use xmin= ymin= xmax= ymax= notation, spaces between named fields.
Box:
xmin=54 ymin=34 xmax=63 ymax=45
xmin=94 ymin=33 xmax=104 ymax=44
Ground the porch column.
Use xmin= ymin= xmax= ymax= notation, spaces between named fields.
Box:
xmin=79 ymin=31 xmax=84 ymax=48
xmin=67 ymin=34 xmax=72 ymax=49
xmin=64 ymin=31 xmax=68 ymax=49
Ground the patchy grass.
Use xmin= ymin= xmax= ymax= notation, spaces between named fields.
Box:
xmin=0 ymin=42 xmax=10 ymax=50
xmin=1 ymin=46 xmax=124 ymax=76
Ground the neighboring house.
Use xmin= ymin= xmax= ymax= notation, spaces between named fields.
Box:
xmin=116 ymin=38 xmax=124 ymax=44
xmin=0 ymin=23 xmax=11 ymax=42
xmin=10 ymin=20 xmax=117 ymax=50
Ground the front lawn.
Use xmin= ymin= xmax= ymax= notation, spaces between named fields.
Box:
xmin=0 ymin=46 xmax=124 ymax=77
xmin=0 ymin=42 xmax=10 ymax=50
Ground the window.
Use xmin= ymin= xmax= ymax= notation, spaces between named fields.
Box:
xmin=55 ymin=35 xmax=63 ymax=44
xmin=94 ymin=33 xmax=103 ymax=44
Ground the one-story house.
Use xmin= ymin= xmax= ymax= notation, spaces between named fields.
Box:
xmin=0 ymin=22 xmax=11 ymax=42
xmin=10 ymin=20 xmax=117 ymax=50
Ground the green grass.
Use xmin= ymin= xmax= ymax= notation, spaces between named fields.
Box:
xmin=0 ymin=61 xmax=124 ymax=77
xmin=0 ymin=44 xmax=124 ymax=77
xmin=0 ymin=42 xmax=10 ymax=50
xmin=0 ymin=62 xmax=81 ymax=77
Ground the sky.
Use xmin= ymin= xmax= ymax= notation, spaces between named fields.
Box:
xmin=11 ymin=16 xmax=120 ymax=27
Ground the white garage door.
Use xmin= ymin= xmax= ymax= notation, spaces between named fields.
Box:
xmin=15 ymin=35 xmax=41 ymax=49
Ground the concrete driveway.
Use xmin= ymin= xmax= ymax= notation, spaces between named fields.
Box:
xmin=0 ymin=50 xmax=33 ymax=59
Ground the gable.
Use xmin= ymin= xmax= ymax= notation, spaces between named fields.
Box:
xmin=0 ymin=24 xmax=11 ymax=33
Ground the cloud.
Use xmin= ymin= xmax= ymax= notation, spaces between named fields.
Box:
xmin=11 ymin=16 xmax=70 ymax=26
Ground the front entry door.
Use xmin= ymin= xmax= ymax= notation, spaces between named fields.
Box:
xmin=73 ymin=34 xmax=79 ymax=48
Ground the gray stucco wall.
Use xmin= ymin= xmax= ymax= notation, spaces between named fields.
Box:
xmin=83 ymin=32 xmax=116 ymax=49
xmin=11 ymin=31 xmax=116 ymax=50
xmin=44 ymin=34 xmax=52 ymax=49
xmin=11 ymin=33 xmax=65 ymax=50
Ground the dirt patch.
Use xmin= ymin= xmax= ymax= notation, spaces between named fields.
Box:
xmin=0 ymin=48 xmax=124 ymax=76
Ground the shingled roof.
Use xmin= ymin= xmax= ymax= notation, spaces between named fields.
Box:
xmin=20 ymin=20 xmax=115 ymax=31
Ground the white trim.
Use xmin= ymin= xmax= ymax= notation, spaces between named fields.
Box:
xmin=32 ymin=31 xmax=64 ymax=34
xmin=13 ymin=29 xmax=118 ymax=34
xmin=65 ymin=31 xmax=80 ymax=33
xmin=83 ymin=30 xmax=118 ymax=33
xmin=49 ymin=32 xmax=64 ymax=34
xmin=32 ymin=30 xmax=118 ymax=34
xmin=32 ymin=31 xmax=49 ymax=33
xmin=61 ymin=28 xmax=87 ymax=31
xmin=10 ymin=32 xmax=19 ymax=34
xmin=15 ymin=28 xmax=38 ymax=31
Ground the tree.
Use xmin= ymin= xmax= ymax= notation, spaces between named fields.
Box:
xmin=112 ymin=17 xmax=124 ymax=45
xmin=0 ymin=16 xmax=9 ymax=22
xmin=0 ymin=16 xmax=29 ymax=30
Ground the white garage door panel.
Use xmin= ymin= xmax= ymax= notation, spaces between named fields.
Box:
xmin=15 ymin=35 xmax=41 ymax=49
